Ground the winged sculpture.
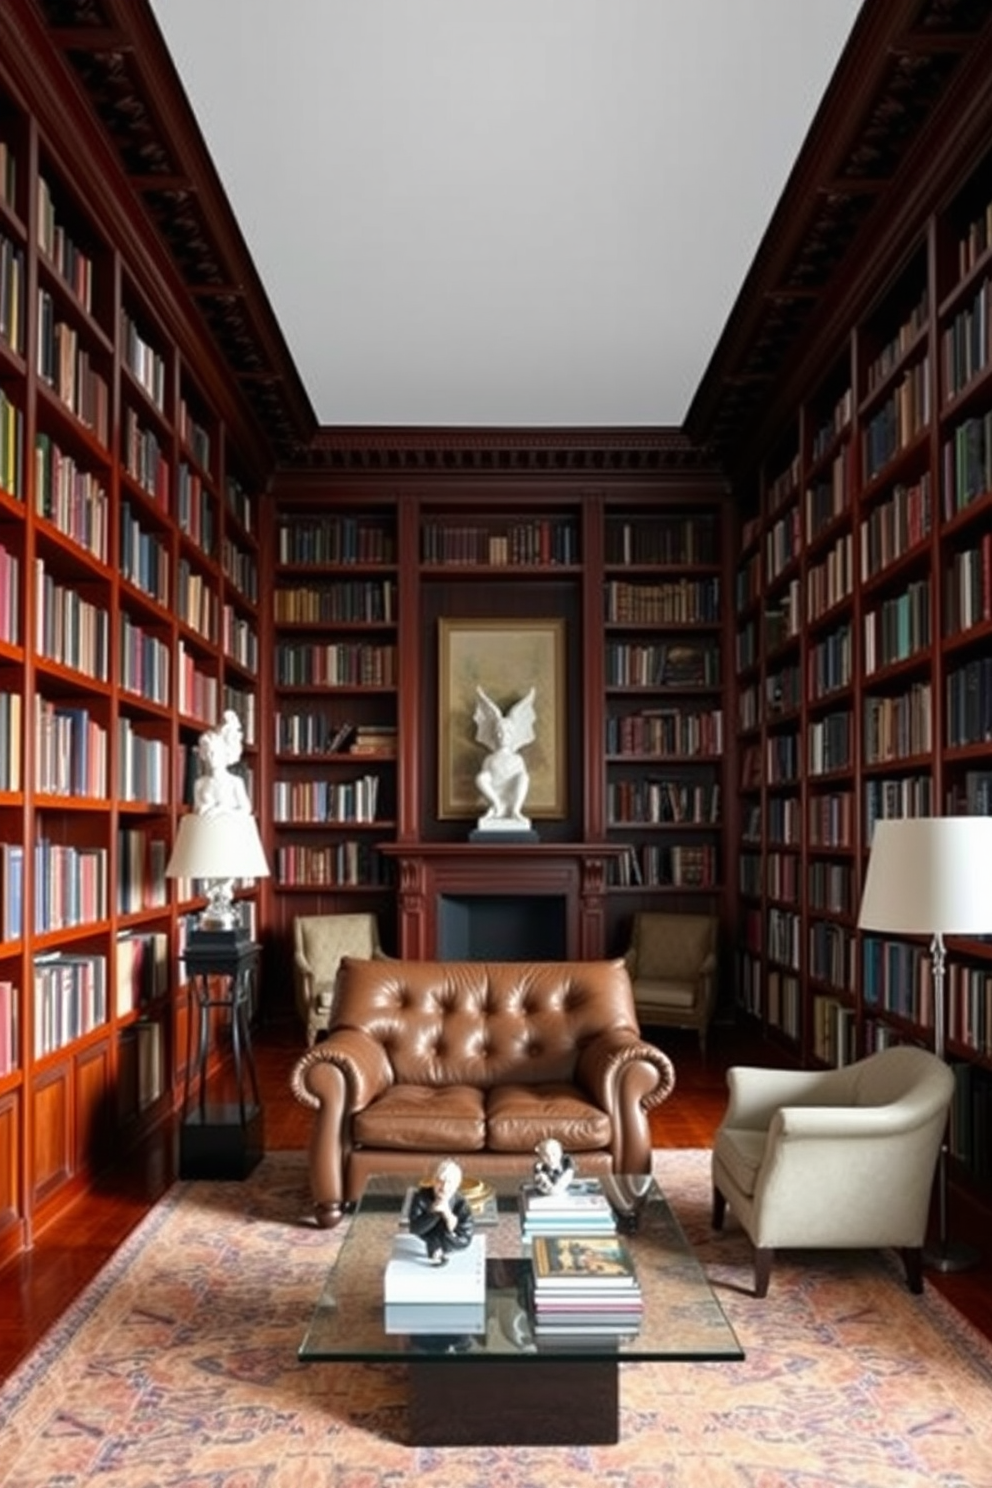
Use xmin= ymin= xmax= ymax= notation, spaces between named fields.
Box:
xmin=473 ymin=685 xmax=537 ymax=826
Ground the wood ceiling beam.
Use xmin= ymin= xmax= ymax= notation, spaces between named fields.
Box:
xmin=187 ymin=284 xmax=246 ymax=298
xmin=130 ymin=174 xmax=194 ymax=193
xmin=48 ymin=28 xmax=132 ymax=50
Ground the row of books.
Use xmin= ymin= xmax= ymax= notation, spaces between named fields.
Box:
xmin=221 ymin=534 xmax=258 ymax=603
xmin=421 ymin=519 xmax=579 ymax=568
xmin=609 ymin=842 xmax=718 ymax=889
xmin=277 ymin=516 xmax=396 ymax=567
xmin=605 ymin=642 xmax=720 ymax=689
xmin=605 ymin=707 xmax=723 ymax=759
xmin=274 ymin=842 xmax=390 ymax=888
xmin=274 ymin=717 xmax=398 ymax=757
xmin=34 ymin=432 xmax=108 ymax=562
xmin=175 ymin=463 xmax=215 ymax=555
xmin=0 ymin=383 xmax=23 ymax=498
xmin=273 ymin=579 xmax=396 ymax=625
xmin=272 ymin=773 xmax=382 ymax=824
xmin=606 ymin=779 xmax=720 ymax=825
xmin=274 ymin=641 xmax=396 ymax=688
xmin=604 ymin=515 xmax=717 ymax=566
xmin=604 ymin=577 xmax=720 ymax=625
xmin=121 ymin=309 xmax=167 ymax=412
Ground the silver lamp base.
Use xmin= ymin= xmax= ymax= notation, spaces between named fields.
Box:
xmin=923 ymin=1239 xmax=981 ymax=1274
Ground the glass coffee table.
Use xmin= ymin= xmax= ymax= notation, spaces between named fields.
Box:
xmin=299 ymin=1173 xmax=743 ymax=1445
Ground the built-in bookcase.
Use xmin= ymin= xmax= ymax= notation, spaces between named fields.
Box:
xmin=270 ymin=502 xmax=399 ymax=928
xmin=603 ymin=506 xmax=724 ymax=904
xmin=0 ymin=63 xmax=265 ymax=1268
xmin=263 ymin=485 xmax=732 ymax=964
xmin=733 ymin=133 xmax=992 ymax=1197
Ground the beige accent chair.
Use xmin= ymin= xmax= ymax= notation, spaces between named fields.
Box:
xmin=711 ymin=1044 xmax=955 ymax=1297
xmin=623 ymin=912 xmax=718 ymax=1053
xmin=293 ymin=913 xmax=383 ymax=1047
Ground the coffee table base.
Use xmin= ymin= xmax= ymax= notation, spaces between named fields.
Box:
xmin=407 ymin=1358 xmax=618 ymax=1445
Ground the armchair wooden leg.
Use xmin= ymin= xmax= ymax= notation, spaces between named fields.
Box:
xmin=314 ymin=1200 xmax=344 ymax=1229
xmin=902 ymin=1247 xmax=924 ymax=1294
xmin=712 ymin=1185 xmax=727 ymax=1230
xmin=753 ymin=1247 xmax=772 ymax=1297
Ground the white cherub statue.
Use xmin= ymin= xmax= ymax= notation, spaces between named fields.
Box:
xmin=473 ymin=685 xmax=536 ymax=830
xmin=193 ymin=709 xmax=251 ymax=817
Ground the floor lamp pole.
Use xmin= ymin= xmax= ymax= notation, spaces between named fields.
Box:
xmin=924 ymin=931 xmax=980 ymax=1273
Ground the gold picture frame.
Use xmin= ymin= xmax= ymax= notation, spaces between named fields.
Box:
xmin=438 ymin=618 xmax=566 ymax=819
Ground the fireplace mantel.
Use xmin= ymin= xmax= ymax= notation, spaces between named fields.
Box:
xmin=379 ymin=842 xmax=628 ymax=959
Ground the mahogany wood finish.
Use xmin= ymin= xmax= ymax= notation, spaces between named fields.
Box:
xmin=2 ymin=1020 xmax=991 ymax=1388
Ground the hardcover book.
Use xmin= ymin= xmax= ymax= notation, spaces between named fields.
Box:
xmin=384 ymin=1232 xmax=487 ymax=1306
xmin=531 ymin=1234 xmax=638 ymax=1288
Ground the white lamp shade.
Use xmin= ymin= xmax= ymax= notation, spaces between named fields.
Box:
xmin=858 ymin=816 xmax=992 ymax=936
xmin=165 ymin=810 xmax=271 ymax=881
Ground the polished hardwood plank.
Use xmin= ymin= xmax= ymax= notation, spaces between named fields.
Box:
xmin=1 ymin=1018 xmax=990 ymax=1383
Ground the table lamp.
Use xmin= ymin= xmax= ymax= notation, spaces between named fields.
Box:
xmin=858 ymin=814 xmax=992 ymax=1272
xmin=165 ymin=809 xmax=270 ymax=936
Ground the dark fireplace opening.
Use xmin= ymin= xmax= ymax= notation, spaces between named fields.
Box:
xmin=437 ymin=894 xmax=568 ymax=960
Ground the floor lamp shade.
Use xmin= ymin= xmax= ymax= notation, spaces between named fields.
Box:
xmin=858 ymin=815 xmax=992 ymax=1272
xmin=858 ymin=816 xmax=992 ymax=937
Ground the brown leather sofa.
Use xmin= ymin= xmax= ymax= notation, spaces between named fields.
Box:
xmin=289 ymin=956 xmax=676 ymax=1227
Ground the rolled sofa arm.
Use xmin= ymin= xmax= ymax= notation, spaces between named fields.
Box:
xmin=290 ymin=1026 xmax=393 ymax=1111
xmin=289 ymin=1028 xmax=395 ymax=1227
xmin=576 ymin=1031 xmax=676 ymax=1174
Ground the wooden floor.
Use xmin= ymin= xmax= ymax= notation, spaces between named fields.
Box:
xmin=1 ymin=1016 xmax=990 ymax=1382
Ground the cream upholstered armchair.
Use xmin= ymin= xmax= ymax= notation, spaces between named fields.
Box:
xmin=711 ymin=1044 xmax=955 ymax=1297
xmin=293 ymin=913 xmax=383 ymax=1047
xmin=623 ymin=912 xmax=718 ymax=1053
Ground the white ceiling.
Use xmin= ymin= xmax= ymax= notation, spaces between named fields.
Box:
xmin=148 ymin=0 xmax=864 ymax=430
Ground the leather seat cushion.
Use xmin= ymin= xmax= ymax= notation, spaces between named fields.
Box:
xmin=713 ymin=1127 xmax=767 ymax=1198
xmin=485 ymin=1083 xmax=613 ymax=1152
xmin=353 ymin=1085 xmax=486 ymax=1151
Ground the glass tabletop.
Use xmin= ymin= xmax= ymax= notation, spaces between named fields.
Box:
xmin=299 ymin=1173 xmax=743 ymax=1364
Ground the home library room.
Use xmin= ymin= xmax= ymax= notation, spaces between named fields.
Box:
xmin=259 ymin=480 xmax=735 ymax=965
xmin=732 ymin=121 xmax=992 ymax=1201
xmin=0 ymin=52 xmax=267 ymax=1267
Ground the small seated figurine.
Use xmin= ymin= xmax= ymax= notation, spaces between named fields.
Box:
xmin=407 ymin=1158 xmax=474 ymax=1264
xmin=532 ymin=1137 xmax=575 ymax=1196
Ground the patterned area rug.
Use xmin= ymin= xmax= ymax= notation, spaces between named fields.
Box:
xmin=2 ymin=1149 xmax=992 ymax=1488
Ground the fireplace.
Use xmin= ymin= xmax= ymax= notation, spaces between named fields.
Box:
xmin=437 ymin=893 xmax=568 ymax=960
xmin=380 ymin=842 xmax=626 ymax=959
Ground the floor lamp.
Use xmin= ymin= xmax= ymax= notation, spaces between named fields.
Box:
xmin=858 ymin=815 xmax=992 ymax=1273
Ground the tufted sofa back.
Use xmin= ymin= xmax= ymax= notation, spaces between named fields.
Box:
xmin=333 ymin=957 xmax=640 ymax=1089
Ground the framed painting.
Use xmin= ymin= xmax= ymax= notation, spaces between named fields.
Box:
xmin=438 ymin=617 xmax=566 ymax=819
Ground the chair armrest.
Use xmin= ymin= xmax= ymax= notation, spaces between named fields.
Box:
xmin=576 ymin=1030 xmax=676 ymax=1114
xmin=290 ymin=1026 xmax=393 ymax=1112
xmin=721 ymin=1065 xmax=846 ymax=1129
xmin=772 ymin=1099 xmax=940 ymax=1142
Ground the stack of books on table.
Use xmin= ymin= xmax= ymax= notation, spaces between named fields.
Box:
xmin=518 ymin=1177 xmax=617 ymax=1241
xmin=529 ymin=1233 xmax=643 ymax=1341
xmin=383 ymin=1231 xmax=487 ymax=1335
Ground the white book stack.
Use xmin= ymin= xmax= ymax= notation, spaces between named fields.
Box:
xmin=383 ymin=1231 xmax=487 ymax=1335
xmin=519 ymin=1178 xmax=617 ymax=1240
